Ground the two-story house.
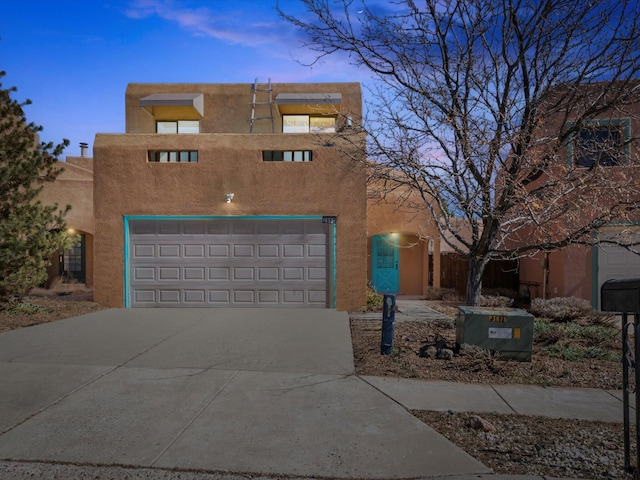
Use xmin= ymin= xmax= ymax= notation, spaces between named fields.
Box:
xmin=93 ymin=82 xmax=367 ymax=310
xmin=517 ymin=92 xmax=640 ymax=308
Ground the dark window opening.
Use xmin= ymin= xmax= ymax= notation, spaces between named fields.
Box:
xmin=148 ymin=151 xmax=198 ymax=163
xmin=60 ymin=234 xmax=85 ymax=283
xmin=262 ymin=150 xmax=313 ymax=162
xmin=575 ymin=123 xmax=625 ymax=168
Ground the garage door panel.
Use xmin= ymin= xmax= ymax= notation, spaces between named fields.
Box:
xmin=129 ymin=219 xmax=329 ymax=307
xmin=209 ymin=245 xmax=229 ymax=257
xmin=159 ymin=267 xmax=180 ymax=280
xmin=209 ymin=290 xmax=230 ymax=303
xmin=133 ymin=245 xmax=155 ymax=258
xmin=159 ymin=290 xmax=181 ymax=303
xmin=258 ymin=244 xmax=279 ymax=257
xmin=233 ymin=268 xmax=254 ymax=280
xmin=233 ymin=245 xmax=254 ymax=257
xmin=184 ymin=290 xmax=206 ymax=303
xmin=258 ymin=268 xmax=279 ymax=280
xmin=184 ymin=244 xmax=205 ymax=257
xmin=134 ymin=290 xmax=156 ymax=303
xmin=158 ymin=222 xmax=180 ymax=235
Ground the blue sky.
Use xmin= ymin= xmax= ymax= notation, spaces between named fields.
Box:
xmin=0 ymin=0 xmax=370 ymax=156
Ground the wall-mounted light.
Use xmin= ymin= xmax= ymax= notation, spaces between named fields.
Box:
xmin=225 ymin=193 xmax=234 ymax=203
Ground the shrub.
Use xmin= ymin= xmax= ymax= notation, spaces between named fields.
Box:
xmin=4 ymin=301 xmax=51 ymax=315
xmin=366 ymin=286 xmax=384 ymax=311
xmin=424 ymin=287 xmax=458 ymax=301
xmin=529 ymin=297 xmax=594 ymax=322
xmin=479 ymin=295 xmax=514 ymax=308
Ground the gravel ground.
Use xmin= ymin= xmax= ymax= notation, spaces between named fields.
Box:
xmin=350 ymin=313 xmax=631 ymax=479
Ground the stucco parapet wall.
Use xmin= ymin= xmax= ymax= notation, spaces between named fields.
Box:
xmin=125 ymin=82 xmax=362 ymax=135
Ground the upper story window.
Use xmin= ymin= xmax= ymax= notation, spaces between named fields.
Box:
xmin=148 ymin=150 xmax=198 ymax=163
xmin=156 ymin=120 xmax=200 ymax=134
xmin=282 ymin=115 xmax=336 ymax=133
xmin=572 ymin=118 xmax=630 ymax=168
xmin=263 ymin=150 xmax=312 ymax=162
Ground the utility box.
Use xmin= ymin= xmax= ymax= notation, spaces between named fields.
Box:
xmin=601 ymin=278 xmax=640 ymax=313
xmin=456 ymin=306 xmax=534 ymax=361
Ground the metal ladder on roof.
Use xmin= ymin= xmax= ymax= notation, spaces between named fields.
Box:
xmin=249 ymin=78 xmax=274 ymax=133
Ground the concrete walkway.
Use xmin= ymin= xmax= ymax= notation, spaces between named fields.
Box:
xmin=0 ymin=306 xmax=630 ymax=480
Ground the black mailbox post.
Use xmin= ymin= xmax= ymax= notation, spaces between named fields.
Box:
xmin=601 ymin=278 xmax=640 ymax=478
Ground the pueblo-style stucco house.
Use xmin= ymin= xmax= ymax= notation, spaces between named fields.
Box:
xmin=93 ymin=82 xmax=367 ymax=310
xmin=38 ymin=150 xmax=94 ymax=287
xmin=366 ymin=178 xmax=440 ymax=296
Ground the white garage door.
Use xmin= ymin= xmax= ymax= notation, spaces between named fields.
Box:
xmin=597 ymin=227 xmax=640 ymax=308
xmin=127 ymin=218 xmax=330 ymax=307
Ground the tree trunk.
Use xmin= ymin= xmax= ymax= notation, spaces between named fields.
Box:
xmin=465 ymin=257 xmax=485 ymax=306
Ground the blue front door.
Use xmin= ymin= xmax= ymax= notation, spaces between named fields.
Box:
xmin=371 ymin=234 xmax=399 ymax=293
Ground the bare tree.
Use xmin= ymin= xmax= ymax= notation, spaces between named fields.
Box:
xmin=281 ymin=0 xmax=640 ymax=305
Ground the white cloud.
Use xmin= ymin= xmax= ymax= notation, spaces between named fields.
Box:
xmin=124 ymin=0 xmax=293 ymax=48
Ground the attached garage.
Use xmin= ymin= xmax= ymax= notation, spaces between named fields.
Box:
xmin=596 ymin=227 xmax=640 ymax=308
xmin=125 ymin=217 xmax=334 ymax=308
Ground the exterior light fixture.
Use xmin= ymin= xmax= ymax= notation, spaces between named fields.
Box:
xmin=225 ymin=193 xmax=234 ymax=203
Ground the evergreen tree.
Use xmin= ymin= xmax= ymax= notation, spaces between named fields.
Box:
xmin=0 ymin=70 xmax=72 ymax=299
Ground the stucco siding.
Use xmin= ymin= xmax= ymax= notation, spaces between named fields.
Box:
xmin=93 ymin=133 xmax=367 ymax=310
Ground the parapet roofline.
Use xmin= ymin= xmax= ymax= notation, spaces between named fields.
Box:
xmin=139 ymin=93 xmax=204 ymax=117
xmin=275 ymin=93 xmax=341 ymax=115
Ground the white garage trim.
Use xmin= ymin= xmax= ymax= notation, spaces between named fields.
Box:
xmin=123 ymin=215 xmax=336 ymax=308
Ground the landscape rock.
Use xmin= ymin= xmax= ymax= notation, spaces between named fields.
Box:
xmin=465 ymin=414 xmax=497 ymax=432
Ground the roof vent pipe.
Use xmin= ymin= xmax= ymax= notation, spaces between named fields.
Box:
xmin=80 ymin=142 xmax=88 ymax=157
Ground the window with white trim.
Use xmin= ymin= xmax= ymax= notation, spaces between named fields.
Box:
xmin=282 ymin=115 xmax=336 ymax=133
xmin=156 ymin=120 xmax=200 ymax=134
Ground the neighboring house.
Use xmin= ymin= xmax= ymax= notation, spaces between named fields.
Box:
xmin=38 ymin=151 xmax=94 ymax=287
xmin=93 ymin=82 xmax=367 ymax=310
xmin=366 ymin=179 xmax=440 ymax=296
xmin=518 ymin=99 xmax=640 ymax=309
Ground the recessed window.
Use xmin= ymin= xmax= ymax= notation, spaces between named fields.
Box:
xmin=282 ymin=115 xmax=336 ymax=133
xmin=156 ymin=120 xmax=200 ymax=134
xmin=148 ymin=151 xmax=198 ymax=163
xmin=262 ymin=150 xmax=312 ymax=162
xmin=572 ymin=119 xmax=630 ymax=168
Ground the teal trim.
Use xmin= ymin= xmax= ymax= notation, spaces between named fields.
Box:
xmin=124 ymin=214 xmax=324 ymax=221
xmin=566 ymin=117 xmax=631 ymax=166
xmin=123 ymin=217 xmax=130 ymax=308
xmin=331 ymin=223 xmax=337 ymax=308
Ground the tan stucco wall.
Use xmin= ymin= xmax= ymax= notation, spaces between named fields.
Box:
xmin=93 ymin=133 xmax=367 ymax=310
xmin=519 ymin=245 xmax=592 ymax=301
xmin=366 ymin=189 xmax=441 ymax=295
xmin=125 ymin=83 xmax=362 ymax=135
xmin=37 ymin=158 xmax=94 ymax=235
xmin=37 ymin=157 xmax=94 ymax=286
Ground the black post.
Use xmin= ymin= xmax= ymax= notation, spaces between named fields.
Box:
xmin=381 ymin=293 xmax=396 ymax=355
xmin=635 ymin=313 xmax=640 ymax=479
xmin=623 ymin=313 xmax=631 ymax=472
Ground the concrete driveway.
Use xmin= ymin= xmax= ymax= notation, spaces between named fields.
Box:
xmin=0 ymin=308 xmax=489 ymax=479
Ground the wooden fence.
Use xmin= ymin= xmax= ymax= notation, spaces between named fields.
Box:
xmin=440 ymin=253 xmax=519 ymax=296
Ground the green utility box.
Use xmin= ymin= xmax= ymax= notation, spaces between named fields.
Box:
xmin=456 ymin=306 xmax=534 ymax=361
